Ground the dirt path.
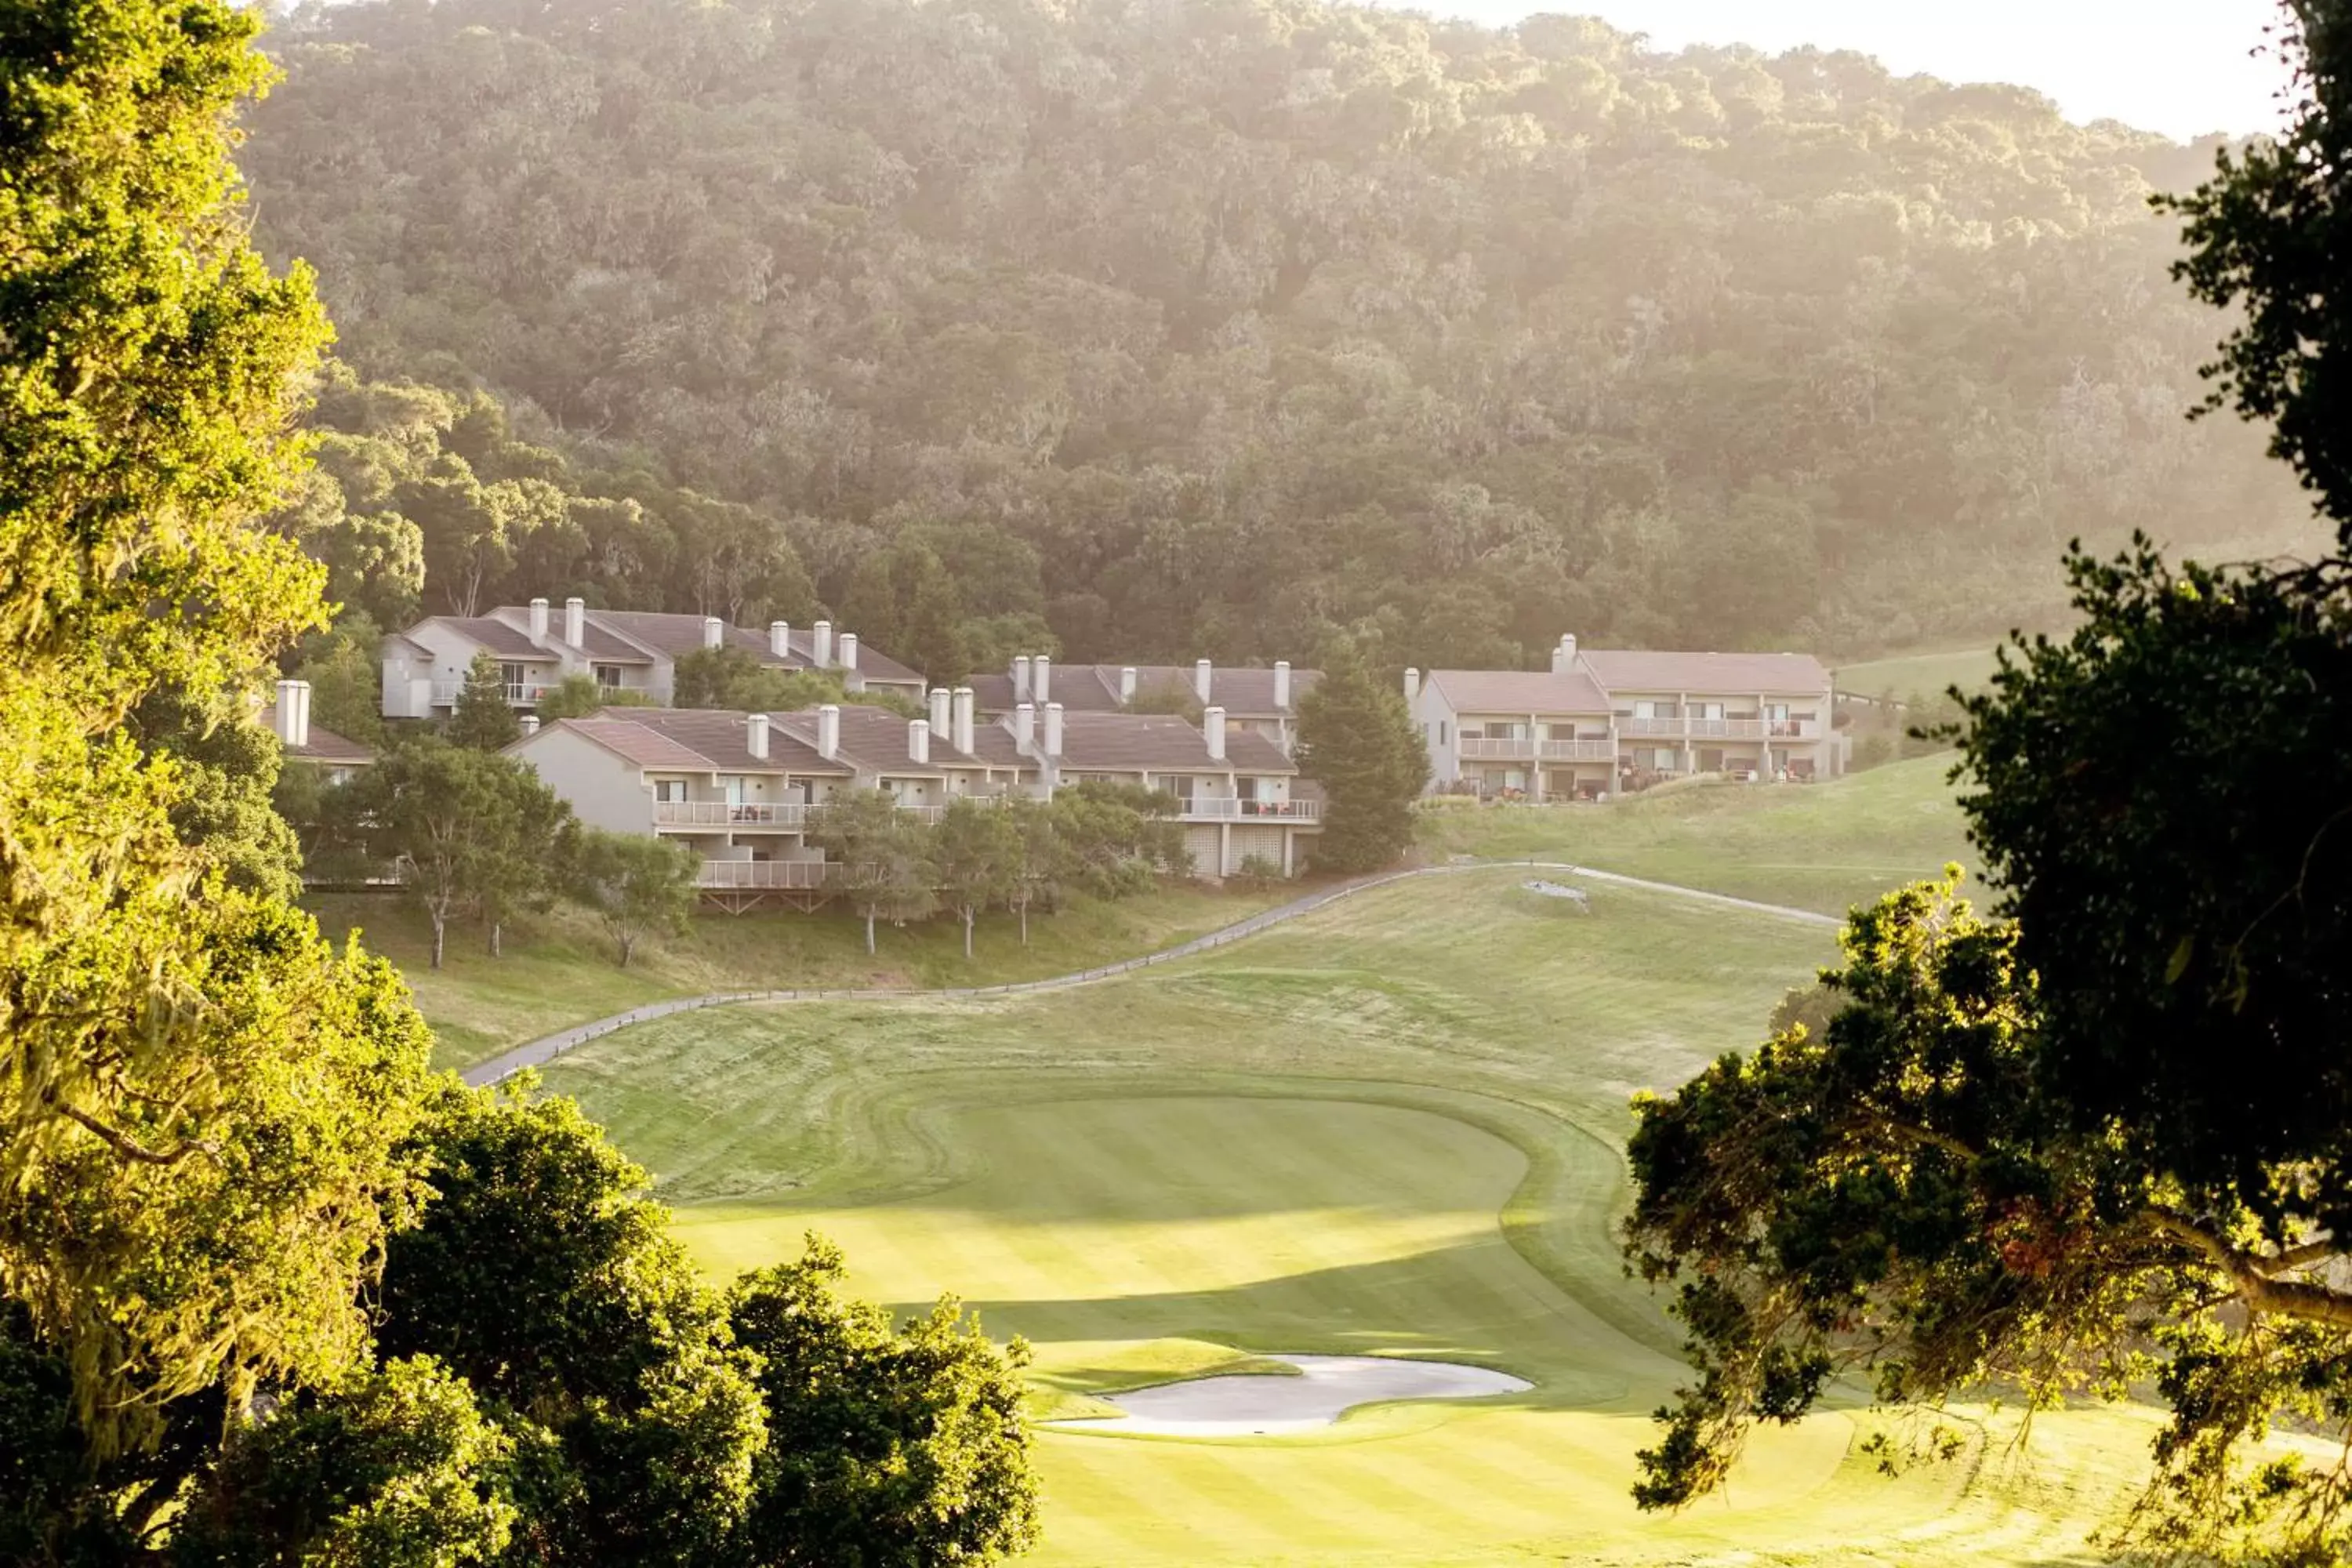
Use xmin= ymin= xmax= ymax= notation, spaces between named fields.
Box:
xmin=459 ymin=861 xmax=1841 ymax=1088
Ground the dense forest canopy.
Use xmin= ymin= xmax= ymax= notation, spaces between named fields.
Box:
xmin=244 ymin=0 xmax=2318 ymax=667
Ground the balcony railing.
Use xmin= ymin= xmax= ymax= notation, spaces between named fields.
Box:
xmin=1616 ymin=717 xmax=1821 ymax=742
xmin=1459 ymin=735 xmax=1535 ymax=760
xmin=1538 ymin=739 xmax=1616 ymax=762
xmin=697 ymin=860 xmax=831 ymax=890
xmin=655 ymin=801 xmax=811 ymax=829
xmin=430 ymin=677 xmax=559 ymax=706
xmin=1176 ymin=797 xmax=1321 ymax=821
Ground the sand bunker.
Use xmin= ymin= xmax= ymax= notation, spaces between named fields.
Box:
xmin=1054 ymin=1355 xmax=1532 ymax=1437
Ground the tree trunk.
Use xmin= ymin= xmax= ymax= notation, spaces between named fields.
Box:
xmin=430 ymin=911 xmax=446 ymax=970
xmin=619 ymin=932 xmax=635 ymax=969
xmin=1018 ymin=899 xmax=1029 ymax=946
xmin=864 ymin=906 xmax=877 ymax=956
xmin=488 ymin=918 xmax=502 ymax=958
xmin=964 ymin=906 xmax=975 ymax=960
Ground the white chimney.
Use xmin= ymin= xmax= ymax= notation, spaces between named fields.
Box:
xmin=747 ymin=712 xmax=770 ymax=760
xmin=1274 ymin=659 xmax=1291 ymax=710
xmin=1033 ymin=655 xmax=1051 ymax=705
xmin=1012 ymin=655 xmax=1032 ymax=702
xmin=1204 ymin=705 xmax=1226 ymax=760
xmin=1404 ymin=667 xmax=1421 ymax=701
xmin=1549 ymin=644 xmax=1570 ymax=674
xmin=953 ymin=687 xmax=975 ymax=756
xmin=813 ymin=620 xmax=833 ymax=667
xmin=1044 ymin=702 xmax=1065 ymax=757
xmin=1195 ymin=659 xmax=1213 ymax=702
xmin=1120 ymin=666 xmax=1138 ymax=702
xmin=528 ymin=597 xmax=550 ymax=641
xmin=564 ymin=597 xmax=585 ymax=647
xmin=1014 ymin=701 xmax=1036 ymax=753
xmin=840 ymin=632 xmax=860 ymax=671
xmin=817 ymin=703 xmax=840 ymax=760
xmin=909 ymin=718 xmax=930 ymax=765
xmin=520 ymin=713 xmax=539 ymax=736
xmin=702 ymin=615 xmax=724 ymax=650
xmin=273 ymin=678 xmax=308 ymax=748
xmin=929 ymin=686 xmax=952 ymax=739
xmin=770 ymin=620 xmax=791 ymax=659
xmin=1560 ymin=633 xmax=1578 ymax=665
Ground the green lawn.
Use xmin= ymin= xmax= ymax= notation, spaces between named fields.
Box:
xmin=539 ymin=868 xmax=2143 ymax=1565
xmin=311 ymin=882 xmax=1299 ymax=1071
xmin=1835 ymin=646 xmax=2004 ymax=702
xmin=1416 ymin=754 xmax=1983 ymax=916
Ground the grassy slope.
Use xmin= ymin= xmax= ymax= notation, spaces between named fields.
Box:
xmin=541 ymin=862 xmax=2143 ymax=1565
xmin=313 ymin=884 xmax=1298 ymax=1071
xmin=1835 ymin=647 xmax=2003 ymax=700
xmin=1416 ymin=753 xmax=1983 ymax=915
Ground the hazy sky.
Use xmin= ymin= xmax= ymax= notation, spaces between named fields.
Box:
xmin=1374 ymin=1 xmax=2297 ymax=139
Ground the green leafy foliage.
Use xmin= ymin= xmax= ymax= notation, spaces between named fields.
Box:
xmin=1297 ymin=650 xmax=1429 ymax=873
xmin=536 ymin=674 xmax=652 ymax=720
xmin=670 ymin=648 xmax=846 ymax=713
xmin=1052 ymin=782 xmax=1190 ymax=894
xmin=173 ymin=1357 xmax=518 ymax=1568
xmin=0 ymin=0 xmax=464 ymax=1455
xmin=729 ymin=1238 xmax=1041 ymax=1568
xmin=2158 ymin=0 xmax=2352 ymax=533
xmin=243 ymin=0 xmax=2314 ymax=666
xmin=1622 ymin=15 xmax=2352 ymax=1557
xmin=377 ymin=1087 xmax=768 ymax=1568
xmin=129 ymin=688 xmax=307 ymax=903
xmin=808 ymin=791 xmax=939 ymax=955
xmin=448 ymin=650 xmax=523 ymax=750
xmin=569 ymin=830 xmax=699 ymax=968
xmin=342 ymin=739 xmax=579 ymax=967
xmin=932 ymin=799 xmax=1023 ymax=959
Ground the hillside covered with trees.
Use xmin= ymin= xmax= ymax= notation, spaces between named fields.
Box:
xmin=245 ymin=0 xmax=2315 ymax=666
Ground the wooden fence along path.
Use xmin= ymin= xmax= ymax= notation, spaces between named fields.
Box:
xmin=460 ymin=860 xmax=1842 ymax=1087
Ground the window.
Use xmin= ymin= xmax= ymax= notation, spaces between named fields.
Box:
xmin=499 ymin=661 xmax=528 ymax=697
xmin=593 ymin=663 xmax=623 ymax=689
xmin=1650 ymin=748 xmax=1679 ymax=771
xmin=1691 ymin=701 xmax=1726 ymax=721
xmin=653 ymin=778 xmax=687 ymax=803
xmin=1438 ymin=720 xmax=1450 ymax=746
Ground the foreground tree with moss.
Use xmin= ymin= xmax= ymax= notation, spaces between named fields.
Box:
xmin=0 ymin=0 xmax=1043 ymax=1556
xmin=1624 ymin=5 xmax=2352 ymax=1557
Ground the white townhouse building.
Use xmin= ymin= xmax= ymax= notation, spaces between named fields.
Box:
xmin=1412 ymin=635 xmax=1843 ymax=800
xmin=379 ymin=597 xmax=924 ymax=721
xmin=969 ymin=655 xmax=1320 ymax=753
xmin=509 ymin=691 xmax=1322 ymax=909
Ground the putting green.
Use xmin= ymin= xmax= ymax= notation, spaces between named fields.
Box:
xmin=546 ymin=869 xmax=2151 ymax=1564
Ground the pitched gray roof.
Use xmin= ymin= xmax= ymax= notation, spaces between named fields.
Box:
xmin=1579 ymin=650 xmax=1832 ymax=699
xmin=438 ymin=616 xmax=554 ymax=660
xmin=1423 ymin=670 xmax=1612 ymax=716
xmin=1051 ymin=712 xmax=1294 ymax=775
xmin=263 ymin=706 xmax=376 ymax=767
xmin=971 ymin=662 xmax=1319 ymax=717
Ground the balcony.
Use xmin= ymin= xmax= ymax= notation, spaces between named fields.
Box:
xmin=1538 ymin=739 xmax=1615 ymax=762
xmin=430 ymin=677 xmax=560 ymax=706
xmin=655 ymin=801 xmax=811 ymax=829
xmin=1177 ymin=797 xmax=1321 ymax=821
xmin=1459 ymin=735 xmax=1536 ymax=760
xmin=1619 ymin=716 xmax=1686 ymax=739
xmin=697 ymin=860 xmax=831 ymax=890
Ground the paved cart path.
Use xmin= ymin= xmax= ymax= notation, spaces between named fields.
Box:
xmin=461 ymin=860 xmax=1842 ymax=1087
